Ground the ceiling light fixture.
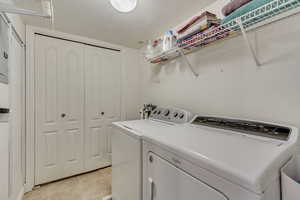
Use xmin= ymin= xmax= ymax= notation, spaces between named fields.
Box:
xmin=110 ymin=0 xmax=137 ymax=13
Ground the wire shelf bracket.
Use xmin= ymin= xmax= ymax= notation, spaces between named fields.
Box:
xmin=236 ymin=18 xmax=261 ymax=67
xmin=178 ymin=49 xmax=199 ymax=77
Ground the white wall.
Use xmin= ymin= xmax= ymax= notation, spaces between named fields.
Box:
xmin=122 ymin=48 xmax=142 ymax=120
xmin=141 ymin=9 xmax=300 ymax=134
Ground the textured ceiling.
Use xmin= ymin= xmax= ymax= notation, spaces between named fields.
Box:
xmin=13 ymin=0 xmax=216 ymax=48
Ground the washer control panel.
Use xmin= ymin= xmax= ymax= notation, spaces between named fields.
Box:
xmin=150 ymin=107 xmax=193 ymax=124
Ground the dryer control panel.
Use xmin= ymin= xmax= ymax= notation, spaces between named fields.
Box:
xmin=150 ymin=107 xmax=193 ymax=124
xmin=191 ymin=116 xmax=291 ymax=141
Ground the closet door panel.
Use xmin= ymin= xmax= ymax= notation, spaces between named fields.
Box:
xmin=90 ymin=126 xmax=106 ymax=157
xmin=84 ymin=46 xmax=110 ymax=170
xmin=102 ymin=50 xmax=121 ymax=159
xmin=60 ymin=41 xmax=85 ymax=176
xmin=106 ymin=124 xmax=113 ymax=155
xmin=35 ymin=35 xmax=63 ymax=184
xmin=102 ymin=50 xmax=121 ymax=122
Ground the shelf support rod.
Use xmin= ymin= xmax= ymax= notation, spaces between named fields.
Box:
xmin=236 ymin=18 xmax=260 ymax=67
xmin=178 ymin=49 xmax=199 ymax=77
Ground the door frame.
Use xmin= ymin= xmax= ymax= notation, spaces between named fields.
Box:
xmin=25 ymin=25 xmax=129 ymax=192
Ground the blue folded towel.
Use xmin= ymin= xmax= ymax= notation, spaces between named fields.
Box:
xmin=297 ymin=180 xmax=300 ymax=184
xmin=222 ymin=0 xmax=274 ymax=24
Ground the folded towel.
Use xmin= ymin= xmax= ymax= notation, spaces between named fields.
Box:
xmin=221 ymin=0 xmax=274 ymax=24
xmin=177 ymin=19 xmax=221 ymax=41
xmin=177 ymin=11 xmax=217 ymax=34
xmin=222 ymin=0 xmax=254 ymax=16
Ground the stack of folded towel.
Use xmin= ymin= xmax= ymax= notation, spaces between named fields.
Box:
xmin=178 ymin=25 xmax=231 ymax=48
xmin=177 ymin=11 xmax=221 ymax=42
xmin=222 ymin=0 xmax=253 ymax=16
xmin=176 ymin=11 xmax=221 ymax=48
xmin=221 ymin=0 xmax=282 ymax=24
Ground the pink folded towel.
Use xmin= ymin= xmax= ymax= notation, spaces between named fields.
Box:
xmin=222 ymin=0 xmax=253 ymax=16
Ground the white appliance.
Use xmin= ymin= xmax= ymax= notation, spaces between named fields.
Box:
xmin=143 ymin=116 xmax=299 ymax=200
xmin=110 ymin=107 xmax=193 ymax=200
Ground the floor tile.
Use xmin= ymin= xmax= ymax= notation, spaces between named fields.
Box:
xmin=24 ymin=167 xmax=112 ymax=200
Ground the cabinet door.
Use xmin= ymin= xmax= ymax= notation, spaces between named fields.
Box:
xmin=84 ymin=46 xmax=110 ymax=170
xmin=0 ymin=123 xmax=9 ymax=200
xmin=9 ymin=32 xmax=24 ymax=198
xmin=35 ymin=35 xmax=85 ymax=184
xmin=145 ymin=153 xmax=227 ymax=200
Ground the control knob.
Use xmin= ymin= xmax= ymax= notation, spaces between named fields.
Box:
xmin=179 ymin=113 xmax=185 ymax=119
xmin=173 ymin=112 xmax=178 ymax=118
xmin=164 ymin=110 xmax=170 ymax=116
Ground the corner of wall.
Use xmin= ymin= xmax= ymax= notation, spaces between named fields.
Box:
xmin=121 ymin=47 xmax=142 ymax=120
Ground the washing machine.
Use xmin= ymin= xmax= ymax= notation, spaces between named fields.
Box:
xmin=109 ymin=107 xmax=193 ymax=200
xmin=143 ymin=116 xmax=299 ymax=200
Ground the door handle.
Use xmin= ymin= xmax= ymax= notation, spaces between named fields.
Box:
xmin=148 ymin=177 xmax=154 ymax=200
xmin=100 ymin=112 xmax=105 ymax=116
xmin=61 ymin=113 xmax=66 ymax=118
xmin=3 ymin=51 xmax=8 ymax=59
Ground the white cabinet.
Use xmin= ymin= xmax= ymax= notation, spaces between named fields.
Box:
xmin=111 ymin=127 xmax=142 ymax=200
xmin=35 ymin=35 xmax=121 ymax=184
xmin=9 ymin=30 xmax=25 ymax=200
xmin=0 ymin=122 xmax=9 ymax=200
xmin=0 ymin=15 xmax=9 ymax=84
xmin=145 ymin=152 xmax=227 ymax=200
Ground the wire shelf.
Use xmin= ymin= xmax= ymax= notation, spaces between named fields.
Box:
xmin=147 ymin=0 xmax=300 ymax=64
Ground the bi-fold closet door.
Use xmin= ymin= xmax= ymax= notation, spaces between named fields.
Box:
xmin=35 ymin=34 xmax=121 ymax=185
xmin=84 ymin=45 xmax=121 ymax=170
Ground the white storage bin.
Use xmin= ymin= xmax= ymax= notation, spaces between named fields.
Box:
xmin=281 ymin=156 xmax=300 ymax=200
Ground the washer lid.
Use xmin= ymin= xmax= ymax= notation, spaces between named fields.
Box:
xmin=113 ymin=119 xmax=175 ymax=139
xmin=143 ymin=123 xmax=298 ymax=194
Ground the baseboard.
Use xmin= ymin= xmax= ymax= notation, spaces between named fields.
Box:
xmin=24 ymin=183 xmax=33 ymax=193
xmin=8 ymin=186 xmax=25 ymax=200
xmin=16 ymin=186 xmax=24 ymax=200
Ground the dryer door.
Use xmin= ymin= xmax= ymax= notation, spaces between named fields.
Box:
xmin=146 ymin=152 xmax=228 ymax=200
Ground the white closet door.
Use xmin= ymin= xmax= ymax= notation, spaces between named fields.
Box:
xmin=35 ymin=35 xmax=85 ymax=184
xmin=84 ymin=46 xmax=108 ymax=170
xmin=60 ymin=40 xmax=85 ymax=177
xmin=84 ymin=46 xmax=121 ymax=170
xmin=35 ymin=35 xmax=63 ymax=184
xmin=101 ymin=49 xmax=121 ymax=158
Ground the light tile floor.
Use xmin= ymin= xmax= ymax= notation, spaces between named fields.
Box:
xmin=24 ymin=167 xmax=112 ymax=200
